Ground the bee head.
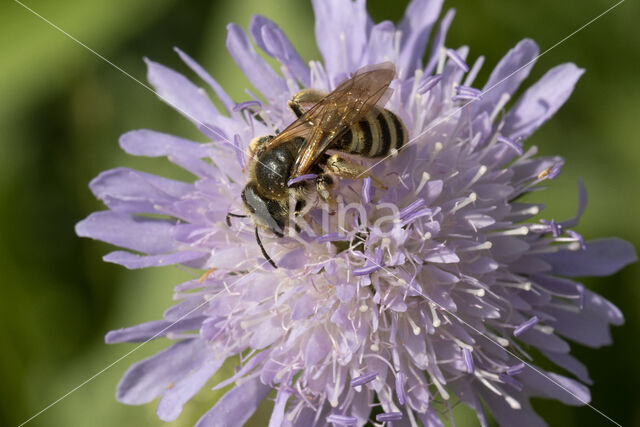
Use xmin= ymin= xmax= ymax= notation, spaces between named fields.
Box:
xmin=241 ymin=182 xmax=286 ymax=237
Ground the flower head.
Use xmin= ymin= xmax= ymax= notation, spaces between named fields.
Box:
xmin=77 ymin=0 xmax=636 ymax=425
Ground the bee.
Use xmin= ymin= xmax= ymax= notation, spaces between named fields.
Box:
xmin=229 ymin=62 xmax=407 ymax=268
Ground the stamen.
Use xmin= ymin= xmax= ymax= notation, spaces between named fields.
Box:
xmin=326 ymin=414 xmax=357 ymax=425
xmin=353 ymin=264 xmax=383 ymax=276
xmin=451 ymin=192 xmax=477 ymax=214
xmin=417 ymin=74 xmax=443 ymax=94
xmin=316 ymin=233 xmax=349 ymax=243
xmin=456 ymin=85 xmax=482 ymax=98
xmin=395 ymin=372 xmax=406 ymax=405
xmin=506 ymin=363 xmax=525 ymax=375
xmin=414 ymin=172 xmax=431 ymax=195
xmin=462 ymin=348 xmax=474 ymax=373
xmin=432 ymin=377 xmax=450 ymax=400
xmin=429 ymin=302 xmax=441 ymax=328
xmin=499 ymin=373 xmax=524 ymax=391
xmin=362 ymin=177 xmax=372 ymax=203
xmin=566 ymin=229 xmax=586 ymax=250
xmin=350 ymin=371 xmax=377 ymax=387
xmin=490 ymin=93 xmax=511 ymax=122
xmin=376 ymin=412 xmax=403 ymax=422
xmin=497 ymin=135 xmax=523 ymax=156
xmin=488 ymin=226 xmax=529 ymax=236
xmin=446 ymin=48 xmax=469 ymax=72
xmin=505 ymin=394 xmax=522 ymax=410
xmin=464 ymin=55 xmax=484 ymax=87
xmin=513 ymin=316 xmax=539 ymax=337
xmin=456 ymin=241 xmax=492 ymax=252
xmin=399 ymin=199 xmax=427 ymax=220
xmin=407 ymin=316 xmax=421 ymax=335
xmin=287 ymin=173 xmax=318 ymax=187
xmin=232 ymin=100 xmax=262 ymax=112
xmin=534 ymin=324 xmax=554 ymax=335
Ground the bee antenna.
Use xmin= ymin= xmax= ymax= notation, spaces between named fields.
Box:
xmin=255 ymin=226 xmax=278 ymax=269
xmin=226 ymin=212 xmax=247 ymax=227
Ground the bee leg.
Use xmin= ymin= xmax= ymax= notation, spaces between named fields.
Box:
xmin=325 ymin=154 xmax=388 ymax=189
xmin=288 ymin=89 xmax=327 ymax=118
xmin=316 ymin=174 xmax=337 ymax=214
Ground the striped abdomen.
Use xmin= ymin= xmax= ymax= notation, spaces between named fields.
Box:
xmin=334 ymin=108 xmax=407 ymax=157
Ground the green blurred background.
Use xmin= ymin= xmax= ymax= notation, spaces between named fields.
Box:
xmin=1 ymin=0 xmax=638 ymax=426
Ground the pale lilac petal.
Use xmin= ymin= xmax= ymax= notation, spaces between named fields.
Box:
xmin=480 ymin=387 xmax=546 ymax=427
xmin=145 ymin=58 xmax=220 ymax=125
xmin=250 ymin=15 xmax=310 ymax=86
xmin=103 ymin=250 xmax=206 ymax=269
xmin=540 ymin=238 xmax=637 ymax=277
xmin=519 ymin=367 xmax=590 ymax=406
xmin=195 ymin=378 xmax=271 ymax=427
xmin=363 ymin=21 xmax=396 ymax=65
xmin=304 ymin=328 xmax=330 ymax=365
xmin=90 ymin=167 xmax=191 ymax=213
xmin=397 ymin=0 xmax=443 ymax=78
xmin=268 ymin=387 xmax=292 ymax=427
xmin=424 ymin=9 xmax=455 ymax=76
xmin=116 ymin=339 xmax=208 ymax=404
xmin=474 ymin=39 xmax=539 ymax=118
xmin=75 ymin=211 xmax=177 ymax=254
xmin=106 ymin=317 xmax=205 ymax=343
xmin=311 ymin=0 xmax=369 ymax=79
xmin=542 ymin=351 xmax=592 ymax=385
xmin=226 ymin=23 xmax=288 ymax=101
xmin=157 ymin=358 xmax=224 ymax=421
xmin=503 ymin=63 xmax=585 ymax=140
xmin=174 ymin=47 xmax=236 ymax=115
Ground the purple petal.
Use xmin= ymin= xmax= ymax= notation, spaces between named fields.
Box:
xmin=105 ymin=317 xmax=205 ymax=343
xmin=363 ymin=21 xmax=396 ymax=65
xmin=250 ymin=15 xmax=310 ymax=87
xmin=119 ymin=129 xmax=208 ymax=158
xmin=304 ymin=328 xmax=330 ymax=365
xmin=116 ymin=339 xmax=207 ymax=404
xmin=424 ymin=9 xmax=455 ymax=76
xmin=145 ymin=58 xmax=220 ymax=126
xmin=543 ymin=351 xmax=592 ymax=385
xmin=503 ymin=63 xmax=584 ymax=140
xmin=474 ymin=39 xmax=539 ymax=118
xmin=560 ymin=179 xmax=587 ymax=228
xmin=311 ymin=0 xmax=369 ymax=79
xmin=195 ymin=377 xmax=271 ymax=427
xmin=268 ymin=387 xmax=292 ymax=427
xmin=540 ymin=237 xmax=636 ymax=277
xmin=546 ymin=289 xmax=623 ymax=347
xmin=157 ymin=359 xmax=224 ymax=421
xmin=103 ymin=250 xmax=206 ymax=269
xmin=118 ymin=130 xmax=218 ymax=178
xmin=90 ymin=168 xmax=191 ymax=214
xmin=174 ymin=47 xmax=236 ymax=115
xmin=480 ymin=387 xmax=546 ymax=427
xmin=76 ymin=211 xmax=178 ymax=254
xmin=519 ymin=367 xmax=590 ymax=406
xmin=397 ymin=0 xmax=444 ymax=78
xmin=226 ymin=23 xmax=288 ymax=101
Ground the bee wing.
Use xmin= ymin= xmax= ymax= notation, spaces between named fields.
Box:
xmin=290 ymin=62 xmax=397 ymax=177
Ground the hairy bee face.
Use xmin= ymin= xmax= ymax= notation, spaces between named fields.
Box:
xmin=241 ymin=182 xmax=287 ymax=237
